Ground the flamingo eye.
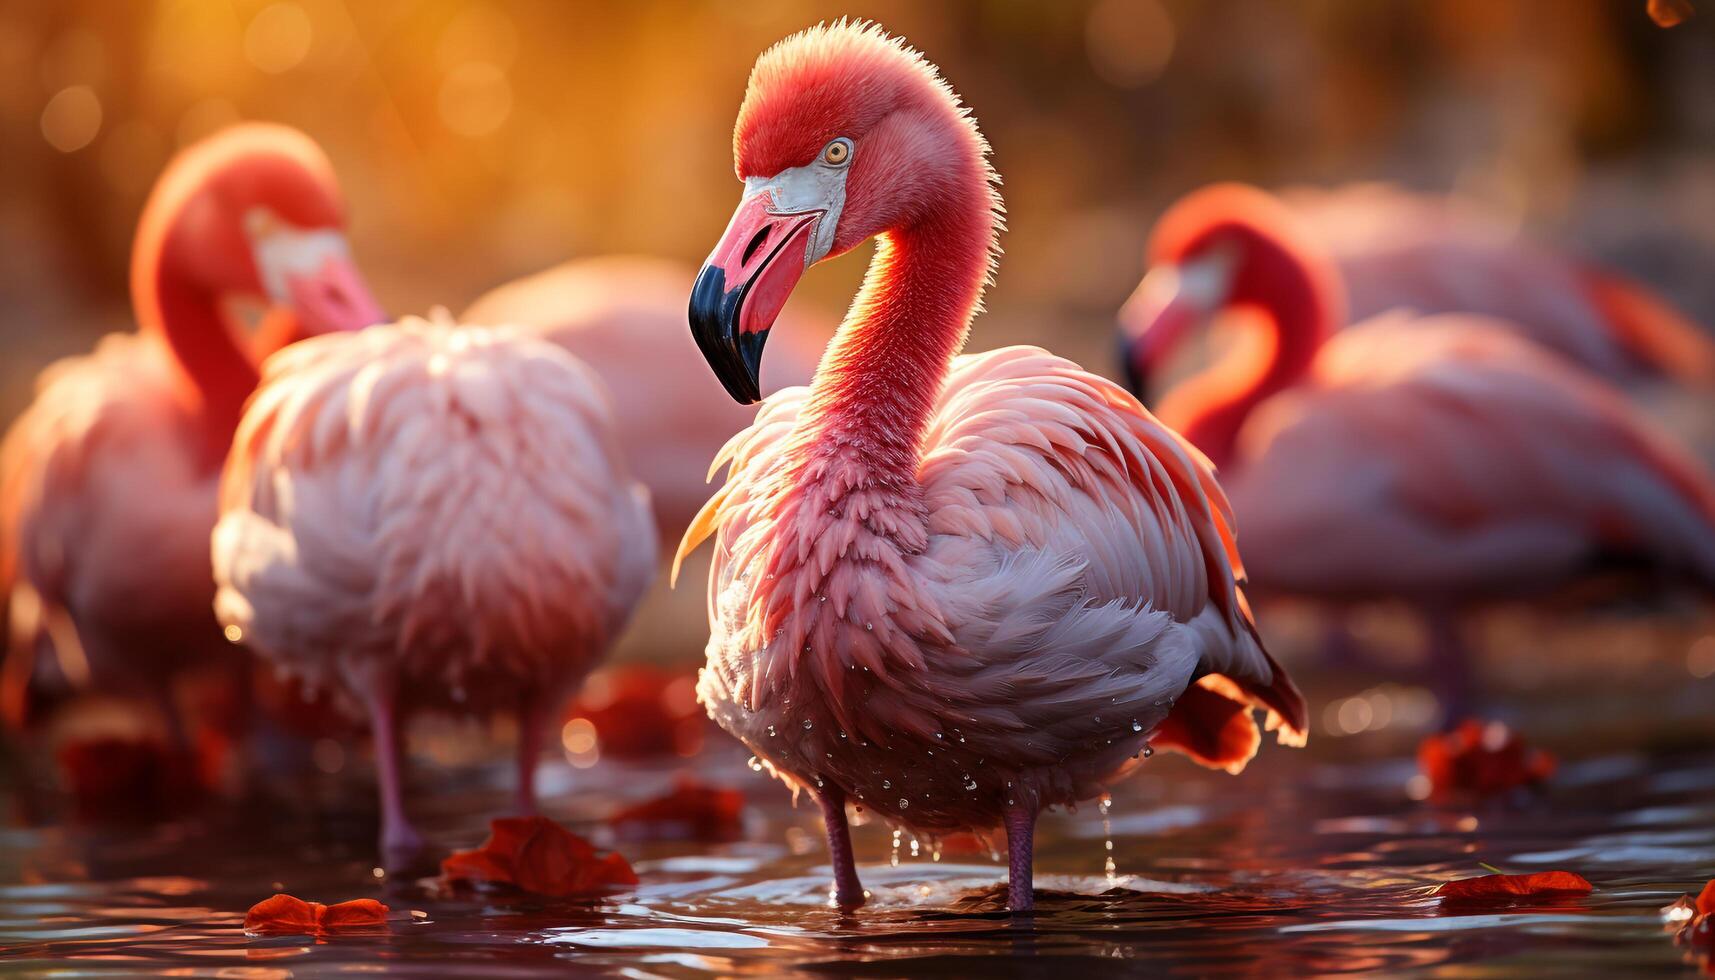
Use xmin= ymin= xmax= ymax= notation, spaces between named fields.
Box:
xmin=821 ymin=138 xmax=852 ymax=166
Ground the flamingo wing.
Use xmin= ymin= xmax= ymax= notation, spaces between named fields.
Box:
xmin=1228 ymin=315 xmax=1715 ymax=598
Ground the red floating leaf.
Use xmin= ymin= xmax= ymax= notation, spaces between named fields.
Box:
xmin=1417 ymin=720 xmax=1554 ymax=802
xmin=1649 ymin=0 xmax=1695 ymax=27
xmin=441 ymin=816 xmax=638 ymax=898
xmin=244 ymin=894 xmax=388 ymax=936
xmin=1670 ymin=879 xmax=1715 ymax=952
xmin=564 ymin=666 xmax=705 ymax=760
xmin=609 ymin=777 xmax=745 ymax=843
xmin=1433 ymin=870 xmax=1593 ymax=903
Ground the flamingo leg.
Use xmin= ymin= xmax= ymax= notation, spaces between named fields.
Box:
xmin=816 ymin=786 xmax=866 ymax=908
xmin=1003 ymin=801 xmax=1037 ymax=912
xmin=515 ymin=695 xmax=542 ymax=816
xmin=363 ymin=682 xmax=424 ymax=866
xmin=1425 ymin=607 xmax=1475 ymax=731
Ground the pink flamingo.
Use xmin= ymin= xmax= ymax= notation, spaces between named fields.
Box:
xmin=1117 ymin=184 xmax=1715 ymax=715
xmin=212 ymin=313 xmax=656 ymax=862
xmin=0 ymin=124 xmax=384 ymax=736
xmin=463 ymin=256 xmax=820 ymax=541
xmin=675 ymin=23 xmax=1306 ymax=912
xmin=1118 ymin=183 xmax=1714 ymax=396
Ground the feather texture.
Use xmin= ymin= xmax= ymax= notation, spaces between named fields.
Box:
xmin=214 ymin=314 xmax=656 ymax=710
xmin=683 ymin=345 xmax=1304 ymax=832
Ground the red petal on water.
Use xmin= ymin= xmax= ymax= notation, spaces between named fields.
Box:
xmin=565 ymin=666 xmax=705 ymax=759
xmin=1649 ymin=0 xmax=1695 ymax=27
xmin=1433 ymin=870 xmax=1593 ymax=902
xmin=609 ymin=777 xmax=745 ymax=843
xmin=1698 ymin=880 xmax=1715 ymax=917
xmin=1416 ymin=719 xmax=1555 ymax=802
xmin=244 ymin=894 xmax=388 ymax=936
xmin=441 ymin=816 xmax=638 ymax=898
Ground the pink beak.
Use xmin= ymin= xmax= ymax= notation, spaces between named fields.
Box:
xmin=284 ymin=254 xmax=387 ymax=339
xmin=1116 ymin=264 xmax=1204 ymax=404
xmin=689 ymin=192 xmax=824 ymax=403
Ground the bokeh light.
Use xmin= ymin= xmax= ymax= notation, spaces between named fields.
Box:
xmin=40 ymin=84 xmax=102 ymax=152
xmin=243 ymin=2 xmax=314 ymax=75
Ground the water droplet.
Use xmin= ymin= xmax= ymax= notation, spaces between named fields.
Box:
xmin=933 ymin=732 xmax=944 ymax=740
xmin=767 ymin=725 xmax=777 ymax=737
xmin=747 ymin=755 xmax=762 ymax=772
xmin=1100 ymin=793 xmax=1117 ymax=884
xmin=815 ymin=775 xmax=824 ymax=788
xmin=1131 ymin=719 xmax=1143 ymax=732
xmin=865 ymin=622 xmax=873 ymax=631
xmin=802 ymin=719 xmax=814 ymax=730
xmin=909 ymin=837 xmax=920 ymax=858
xmin=839 ymin=731 xmax=848 ymax=740
xmin=964 ymin=778 xmax=978 ymax=791
xmin=1093 ymin=715 xmax=1102 ymax=724
xmin=898 ymin=798 xmax=910 ymax=810
xmin=882 ymin=779 xmax=892 ymax=789
xmin=817 ymin=594 xmax=827 ymax=602
xmin=1143 ymin=745 xmax=1155 ymax=758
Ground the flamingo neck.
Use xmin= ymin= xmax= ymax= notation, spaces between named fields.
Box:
xmin=1169 ymin=240 xmax=1333 ymax=469
xmin=794 ymin=196 xmax=994 ymax=513
xmin=137 ymin=259 xmax=260 ymax=468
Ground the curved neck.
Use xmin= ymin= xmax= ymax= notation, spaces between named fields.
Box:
xmin=135 ymin=253 xmax=260 ymax=467
xmin=1167 ymin=241 xmax=1334 ymax=469
xmin=796 ymin=192 xmax=995 ymax=499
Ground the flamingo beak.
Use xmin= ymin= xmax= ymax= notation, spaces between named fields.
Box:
xmin=249 ymin=216 xmax=387 ymax=341
xmin=1116 ymin=250 xmax=1235 ymax=406
xmin=689 ymin=191 xmax=826 ymax=404
xmin=278 ymin=251 xmax=387 ymax=338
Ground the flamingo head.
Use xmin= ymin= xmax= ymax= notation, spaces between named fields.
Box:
xmin=690 ymin=21 xmax=994 ymax=403
xmin=137 ymin=123 xmax=385 ymax=357
xmin=1117 ymin=183 xmax=1339 ymax=405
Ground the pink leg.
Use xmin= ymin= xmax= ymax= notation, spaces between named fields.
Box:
xmin=1425 ymin=607 xmax=1475 ymax=731
xmin=1004 ymin=802 xmax=1037 ymax=912
xmin=816 ymin=787 xmax=865 ymax=908
xmin=363 ymin=684 xmax=424 ymax=865
xmin=516 ymin=696 xmax=542 ymax=816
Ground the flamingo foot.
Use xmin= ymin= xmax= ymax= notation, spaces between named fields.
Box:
xmin=1004 ymin=802 xmax=1037 ymax=912
xmin=816 ymin=787 xmax=866 ymax=908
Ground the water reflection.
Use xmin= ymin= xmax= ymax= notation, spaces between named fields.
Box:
xmin=0 ymin=738 xmax=1710 ymax=975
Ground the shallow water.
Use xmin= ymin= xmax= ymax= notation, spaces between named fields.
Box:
xmin=3 ymin=713 xmax=1713 ymax=978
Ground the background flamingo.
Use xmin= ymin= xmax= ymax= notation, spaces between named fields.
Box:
xmin=1118 ymin=186 xmax=1715 ymax=718
xmin=1120 ymin=183 xmax=1715 ymax=393
xmin=212 ymin=313 xmax=656 ymax=863
xmin=0 ymin=123 xmax=384 ymax=738
xmin=676 ymin=22 xmax=1305 ymax=912
xmin=464 ymin=256 xmax=822 ymax=543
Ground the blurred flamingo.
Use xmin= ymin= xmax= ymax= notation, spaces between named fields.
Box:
xmin=676 ymin=23 xmax=1305 ymax=912
xmin=212 ymin=313 xmax=655 ymax=863
xmin=463 ymin=256 xmax=820 ymax=542
xmin=1118 ymin=183 xmax=1715 ymax=396
xmin=1118 ymin=184 xmax=1715 ymax=717
xmin=0 ymin=124 xmax=384 ymax=738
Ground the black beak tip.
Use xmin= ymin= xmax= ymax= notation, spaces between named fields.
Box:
xmin=1115 ymin=332 xmax=1151 ymax=406
xmin=688 ymin=264 xmax=768 ymax=404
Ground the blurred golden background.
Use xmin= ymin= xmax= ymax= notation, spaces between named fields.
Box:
xmin=5 ymin=0 xmax=1714 ymax=427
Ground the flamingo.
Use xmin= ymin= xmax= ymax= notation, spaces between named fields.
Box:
xmin=1117 ymin=183 xmax=1715 ymax=397
xmin=0 ymin=123 xmax=384 ymax=737
xmin=1117 ymin=184 xmax=1715 ymax=716
xmin=211 ymin=312 xmax=656 ymax=862
xmin=675 ymin=22 xmax=1306 ymax=912
xmin=462 ymin=256 xmax=821 ymax=542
